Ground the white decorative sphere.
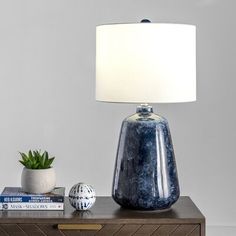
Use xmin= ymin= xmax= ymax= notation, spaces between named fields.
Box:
xmin=69 ymin=183 xmax=96 ymax=211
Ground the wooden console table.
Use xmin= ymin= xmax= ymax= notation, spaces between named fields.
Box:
xmin=0 ymin=196 xmax=205 ymax=235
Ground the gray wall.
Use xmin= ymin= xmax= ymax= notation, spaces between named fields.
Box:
xmin=0 ymin=0 xmax=235 ymax=230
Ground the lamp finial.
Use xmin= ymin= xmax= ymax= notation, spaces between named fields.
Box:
xmin=140 ymin=19 xmax=151 ymax=23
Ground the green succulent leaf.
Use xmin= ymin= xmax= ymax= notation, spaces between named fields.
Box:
xmin=19 ymin=160 xmax=25 ymax=166
xmin=19 ymin=152 xmax=28 ymax=162
xmin=18 ymin=150 xmax=55 ymax=169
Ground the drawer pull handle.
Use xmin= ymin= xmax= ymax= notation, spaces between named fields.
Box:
xmin=58 ymin=224 xmax=102 ymax=230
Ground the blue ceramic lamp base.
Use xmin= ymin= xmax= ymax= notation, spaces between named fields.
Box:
xmin=112 ymin=104 xmax=180 ymax=210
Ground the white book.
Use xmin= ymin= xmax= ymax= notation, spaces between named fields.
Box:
xmin=0 ymin=202 xmax=64 ymax=211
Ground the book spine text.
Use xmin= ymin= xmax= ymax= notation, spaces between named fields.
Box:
xmin=0 ymin=202 xmax=64 ymax=211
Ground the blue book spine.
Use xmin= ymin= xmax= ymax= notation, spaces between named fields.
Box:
xmin=0 ymin=196 xmax=64 ymax=203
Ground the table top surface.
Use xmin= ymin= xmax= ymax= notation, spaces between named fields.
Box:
xmin=0 ymin=196 xmax=205 ymax=224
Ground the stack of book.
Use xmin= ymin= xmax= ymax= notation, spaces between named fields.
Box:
xmin=0 ymin=187 xmax=65 ymax=211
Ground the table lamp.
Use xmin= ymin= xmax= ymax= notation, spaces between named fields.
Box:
xmin=96 ymin=20 xmax=196 ymax=210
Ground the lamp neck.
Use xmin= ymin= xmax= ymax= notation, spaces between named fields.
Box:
xmin=136 ymin=104 xmax=153 ymax=114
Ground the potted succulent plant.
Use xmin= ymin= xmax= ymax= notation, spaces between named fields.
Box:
xmin=19 ymin=150 xmax=56 ymax=194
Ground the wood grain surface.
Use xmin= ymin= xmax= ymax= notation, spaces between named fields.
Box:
xmin=0 ymin=223 xmax=201 ymax=236
xmin=0 ymin=196 xmax=205 ymax=235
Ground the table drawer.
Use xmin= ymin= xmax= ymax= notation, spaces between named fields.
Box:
xmin=0 ymin=223 xmax=201 ymax=235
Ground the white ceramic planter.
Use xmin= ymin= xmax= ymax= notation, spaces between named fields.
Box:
xmin=21 ymin=167 xmax=56 ymax=194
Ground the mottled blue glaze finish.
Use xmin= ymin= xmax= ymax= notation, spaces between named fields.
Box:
xmin=112 ymin=106 xmax=180 ymax=210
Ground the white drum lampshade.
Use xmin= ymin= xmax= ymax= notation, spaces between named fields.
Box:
xmin=96 ymin=23 xmax=196 ymax=103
